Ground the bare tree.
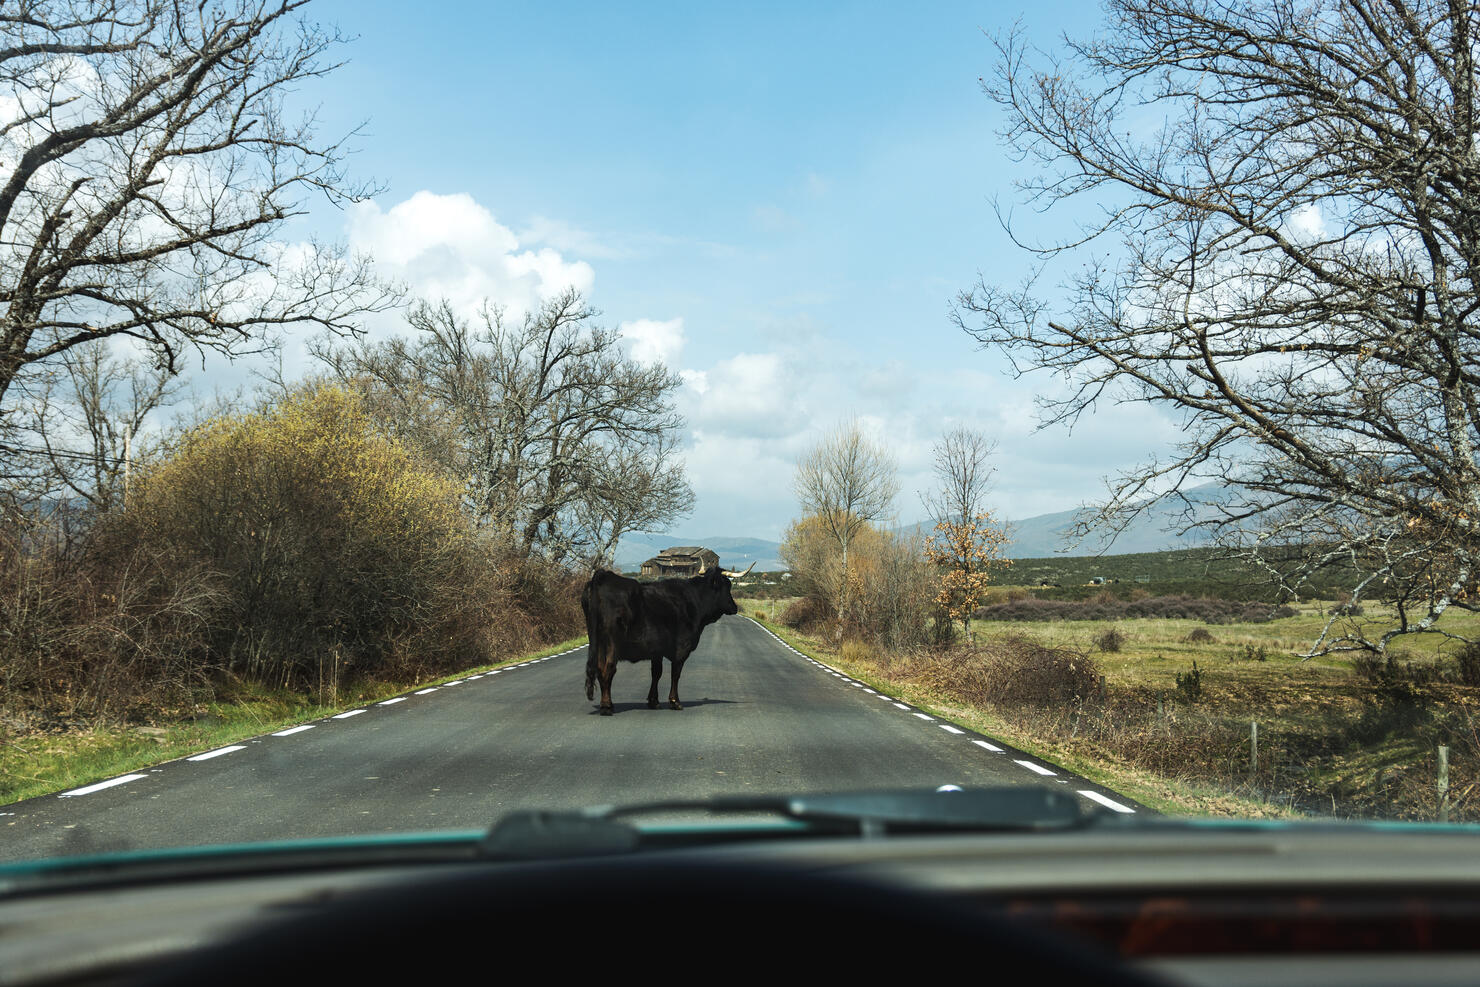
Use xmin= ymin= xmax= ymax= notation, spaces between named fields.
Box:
xmin=0 ymin=1 xmax=394 ymax=443
xmin=958 ymin=0 xmax=1480 ymax=656
xmin=923 ymin=426 xmax=997 ymax=527
xmin=794 ymin=419 xmax=898 ymax=621
xmin=25 ymin=343 xmax=181 ymax=515
xmin=573 ymin=433 xmax=695 ymax=568
xmin=316 ymin=289 xmax=690 ymax=563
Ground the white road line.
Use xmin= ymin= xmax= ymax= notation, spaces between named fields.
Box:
xmin=415 ymin=688 xmax=438 ymax=695
xmin=863 ymin=688 xmax=877 ymax=694
xmin=445 ymin=679 xmax=464 ymax=685
xmin=893 ymin=702 xmax=911 ymax=710
xmin=1079 ymin=790 xmax=1136 ymax=813
xmin=378 ymin=697 xmax=406 ymax=705
xmin=332 ymin=709 xmax=366 ymax=719
xmin=913 ymin=712 xmax=934 ymax=721
xmin=187 ymin=745 xmax=246 ymax=762
xmin=59 ymin=774 xmax=147 ymax=797
xmin=272 ymin=725 xmax=314 ymax=737
xmin=972 ymin=740 xmax=1004 ymax=753
xmin=1014 ymin=759 xmax=1057 ymax=777
xmin=938 ymin=724 xmax=964 ymax=735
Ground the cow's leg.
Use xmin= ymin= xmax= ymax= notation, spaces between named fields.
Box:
xmin=668 ymin=654 xmax=687 ymax=710
xmin=597 ymin=648 xmax=618 ymax=715
xmin=647 ymin=656 xmax=662 ymax=709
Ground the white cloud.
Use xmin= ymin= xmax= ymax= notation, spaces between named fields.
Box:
xmin=621 ymin=317 xmax=685 ymax=367
xmin=518 ymin=215 xmax=630 ymax=260
xmin=348 ymin=191 xmax=594 ymax=317
xmin=682 ymin=351 xmax=805 ymax=440
xmin=1285 ymin=203 xmax=1326 ymax=241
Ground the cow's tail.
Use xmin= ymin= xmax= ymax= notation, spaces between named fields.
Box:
xmin=585 ymin=647 xmax=597 ymax=700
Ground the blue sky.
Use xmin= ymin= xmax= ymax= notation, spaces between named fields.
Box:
xmin=240 ymin=0 xmax=1180 ymax=540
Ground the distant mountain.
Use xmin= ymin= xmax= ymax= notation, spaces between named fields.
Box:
xmin=613 ymin=534 xmax=784 ymax=572
xmin=906 ymin=483 xmax=1234 ymax=559
xmin=612 ymin=485 xmax=1234 ymax=572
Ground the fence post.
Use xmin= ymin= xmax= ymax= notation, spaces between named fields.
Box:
xmin=1250 ymin=721 xmax=1259 ymax=782
xmin=1439 ymin=746 xmax=1450 ymax=823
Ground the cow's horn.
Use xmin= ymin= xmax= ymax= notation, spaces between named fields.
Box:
xmin=723 ymin=561 xmax=756 ymax=579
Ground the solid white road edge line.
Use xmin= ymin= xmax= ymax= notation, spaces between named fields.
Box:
xmin=58 ymin=774 xmax=148 ymax=797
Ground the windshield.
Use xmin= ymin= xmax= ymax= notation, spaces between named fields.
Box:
xmin=2 ymin=0 xmax=1477 ymax=866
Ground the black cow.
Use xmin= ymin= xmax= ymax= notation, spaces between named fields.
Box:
xmin=581 ymin=566 xmax=739 ymax=715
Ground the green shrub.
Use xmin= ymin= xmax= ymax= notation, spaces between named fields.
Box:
xmin=1175 ymin=661 xmax=1203 ymax=702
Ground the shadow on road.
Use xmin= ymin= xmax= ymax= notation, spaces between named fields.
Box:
xmin=586 ymin=698 xmax=744 ymax=716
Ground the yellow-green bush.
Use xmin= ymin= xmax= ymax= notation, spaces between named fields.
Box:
xmin=106 ymin=385 xmax=475 ymax=686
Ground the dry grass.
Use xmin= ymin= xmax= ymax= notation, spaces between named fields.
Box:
xmin=740 ymin=596 xmax=1480 ymax=821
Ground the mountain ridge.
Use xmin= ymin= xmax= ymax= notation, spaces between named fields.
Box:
xmin=613 ymin=485 xmax=1227 ymax=571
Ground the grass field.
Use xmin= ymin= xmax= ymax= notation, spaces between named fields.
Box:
xmin=994 ymin=545 xmax=1358 ymax=601
xmin=739 ymin=595 xmax=1480 ymax=821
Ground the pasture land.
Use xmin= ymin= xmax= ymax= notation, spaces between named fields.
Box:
xmin=741 ymin=595 xmax=1480 ymax=821
xmin=995 ymin=546 xmax=1358 ymax=601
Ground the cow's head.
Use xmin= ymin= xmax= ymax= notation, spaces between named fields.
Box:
xmin=708 ymin=561 xmax=754 ymax=616
xmin=706 ymin=564 xmax=740 ymax=616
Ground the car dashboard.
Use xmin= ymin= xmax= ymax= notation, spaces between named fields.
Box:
xmin=4 ymin=820 xmax=1480 ymax=986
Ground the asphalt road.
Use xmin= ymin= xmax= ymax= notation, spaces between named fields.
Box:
xmin=1 ymin=616 xmax=1144 ymax=861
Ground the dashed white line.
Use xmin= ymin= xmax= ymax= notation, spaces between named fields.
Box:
xmin=893 ymin=702 xmax=911 ymax=710
xmin=187 ymin=745 xmax=246 ymax=762
xmin=938 ymin=724 xmax=964 ymax=735
xmin=59 ymin=774 xmax=147 ymax=797
xmin=444 ymin=679 xmax=465 ymax=685
xmin=913 ymin=712 xmax=934 ymax=721
xmin=1014 ymin=759 xmax=1057 ymax=777
xmin=332 ymin=709 xmax=366 ymax=719
xmin=378 ymin=697 xmax=406 ymax=706
xmin=415 ymin=687 xmax=438 ymax=695
xmin=972 ymin=740 xmax=1004 ymax=753
xmin=272 ymin=725 xmax=314 ymax=737
xmin=1079 ymin=790 xmax=1136 ymax=813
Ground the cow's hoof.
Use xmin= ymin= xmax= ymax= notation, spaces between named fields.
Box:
xmin=600 ymin=706 xmax=614 ymax=716
xmin=669 ymin=701 xmax=683 ymax=710
xmin=647 ymin=700 xmax=659 ymax=709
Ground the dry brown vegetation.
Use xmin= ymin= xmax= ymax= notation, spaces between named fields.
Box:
xmin=762 ymin=591 xmax=1480 ymax=821
xmin=0 ymin=385 xmax=584 ymax=751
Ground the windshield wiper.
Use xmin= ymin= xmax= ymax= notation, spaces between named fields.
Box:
xmin=480 ymin=786 xmax=1101 ymax=860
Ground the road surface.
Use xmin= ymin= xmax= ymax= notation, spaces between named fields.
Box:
xmin=1 ymin=616 xmax=1143 ymax=861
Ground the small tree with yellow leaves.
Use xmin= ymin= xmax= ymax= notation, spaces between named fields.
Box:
xmin=924 ymin=513 xmax=1011 ymax=642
